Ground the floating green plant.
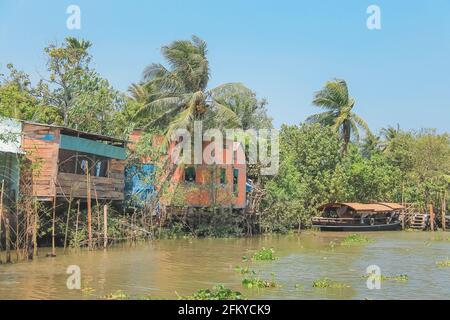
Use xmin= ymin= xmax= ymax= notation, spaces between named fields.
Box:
xmin=234 ymin=265 xmax=256 ymax=276
xmin=103 ymin=290 xmax=130 ymax=300
xmin=81 ymin=287 xmax=96 ymax=295
xmin=251 ymin=247 xmax=278 ymax=261
xmin=180 ymin=284 xmax=244 ymax=300
xmin=436 ymin=258 xmax=450 ymax=267
xmin=242 ymin=274 xmax=278 ymax=289
xmin=340 ymin=234 xmax=373 ymax=246
xmin=103 ymin=290 xmax=164 ymax=300
xmin=362 ymin=274 xmax=409 ymax=281
xmin=312 ymin=278 xmax=350 ymax=289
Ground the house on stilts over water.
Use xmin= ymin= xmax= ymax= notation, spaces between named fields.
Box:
xmin=20 ymin=121 xmax=127 ymax=202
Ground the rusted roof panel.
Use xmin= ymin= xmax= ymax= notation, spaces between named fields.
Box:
xmin=378 ymin=202 xmax=405 ymax=210
xmin=318 ymin=202 xmax=404 ymax=213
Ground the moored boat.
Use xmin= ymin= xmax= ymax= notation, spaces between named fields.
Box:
xmin=312 ymin=202 xmax=404 ymax=231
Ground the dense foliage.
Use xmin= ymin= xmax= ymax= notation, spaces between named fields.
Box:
xmin=261 ymin=123 xmax=449 ymax=233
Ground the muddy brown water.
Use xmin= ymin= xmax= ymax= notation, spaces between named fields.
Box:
xmin=0 ymin=231 xmax=449 ymax=300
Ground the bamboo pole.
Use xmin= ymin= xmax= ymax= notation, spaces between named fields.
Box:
xmin=64 ymin=190 xmax=73 ymax=252
xmin=75 ymin=200 xmax=80 ymax=246
xmin=86 ymin=163 xmax=92 ymax=249
xmin=93 ymin=183 xmax=100 ymax=244
xmin=429 ymin=203 xmax=435 ymax=232
xmin=51 ymin=195 xmax=56 ymax=256
xmin=103 ymin=204 xmax=108 ymax=249
xmin=32 ymin=199 xmax=38 ymax=258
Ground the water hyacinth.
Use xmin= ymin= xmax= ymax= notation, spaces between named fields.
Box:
xmin=340 ymin=234 xmax=374 ymax=246
xmin=312 ymin=278 xmax=350 ymax=289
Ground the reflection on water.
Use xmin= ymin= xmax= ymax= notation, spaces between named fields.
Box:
xmin=0 ymin=231 xmax=449 ymax=300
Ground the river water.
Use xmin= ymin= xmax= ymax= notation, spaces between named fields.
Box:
xmin=0 ymin=231 xmax=449 ymax=300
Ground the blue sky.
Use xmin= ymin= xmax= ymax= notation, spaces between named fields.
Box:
xmin=0 ymin=0 xmax=449 ymax=132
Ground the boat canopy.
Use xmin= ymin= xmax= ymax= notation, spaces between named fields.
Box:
xmin=318 ymin=202 xmax=404 ymax=213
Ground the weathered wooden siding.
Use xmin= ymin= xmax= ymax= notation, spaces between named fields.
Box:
xmin=21 ymin=123 xmax=60 ymax=199
xmin=22 ymin=123 xmax=126 ymax=201
xmin=56 ymin=173 xmax=124 ymax=200
xmin=55 ymin=151 xmax=125 ymax=201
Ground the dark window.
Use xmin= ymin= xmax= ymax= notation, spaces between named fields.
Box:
xmin=233 ymin=168 xmax=239 ymax=194
xmin=93 ymin=158 xmax=109 ymax=177
xmin=58 ymin=150 xmax=109 ymax=177
xmin=184 ymin=166 xmax=196 ymax=182
xmin=58 ymin=149 xmax=77 ymax=173
xmin=220 ymin=168 xmax=226 ymax=184
xmin=76 ymin=155 xmax=94 ymax=175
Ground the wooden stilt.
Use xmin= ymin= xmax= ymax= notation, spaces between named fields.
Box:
xmin=103 ymin=204 xmax=108 ymax=249
xmin=401 ymin=210 xmax=405 ymax=230
xmin=32 ymin=200 xmax=38 ymax=258
xmin=64 ymin=190 xmax=73 ymax=252
xmin=75 ymin=200 xmax=80 ymax=247
xmin=51 ymin=195 xmax=56 ymax=257
xmin=86 ymin=163 xmax=92 ymax=249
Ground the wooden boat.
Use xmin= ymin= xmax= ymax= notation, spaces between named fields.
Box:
xmin=312 ymin=202 xmax=404 ymax=231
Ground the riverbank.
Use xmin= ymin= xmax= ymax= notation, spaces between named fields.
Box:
xmin=0 ymin=231 xmax=449 ymax=300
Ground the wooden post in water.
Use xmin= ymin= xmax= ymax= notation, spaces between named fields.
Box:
xmin=401 ymin=210 xmax=405 ymax=230
xmin=86 ymin=162 xmax=92 ymax=249
xmin=429 ymin=203 xmax=435 ymax=231
xmin=103 ymin=204 xmax=108 ymax=249
xmin=64 ymin=191 xmax=73 ymax=252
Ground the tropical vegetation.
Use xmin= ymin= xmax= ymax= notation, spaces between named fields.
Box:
xmin=1 ymin=35 xmax=449 ymax=242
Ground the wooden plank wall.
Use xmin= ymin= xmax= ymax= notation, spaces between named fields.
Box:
xmin=56 ymin=153 xmax=125 ymax=201
xmin=22 ymin=123 xmax=126 ymax=201
xmin=55 ymin=154 xmax=125 ymax=201
xmin=21 ymin=123 xmax=60 ymax=199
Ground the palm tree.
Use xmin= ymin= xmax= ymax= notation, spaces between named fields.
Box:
xmin=136 ymin=36 xmax=242 ymax=137
xmin=307 ymin=78 xmax=371 ymax=153
xmin=380 ymin=124 xmax=400 ymax=151
xmin=128 ymin=83 xmax=148 ymax=104
xmin=361 ymin=133 xmax=381 ymax=158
